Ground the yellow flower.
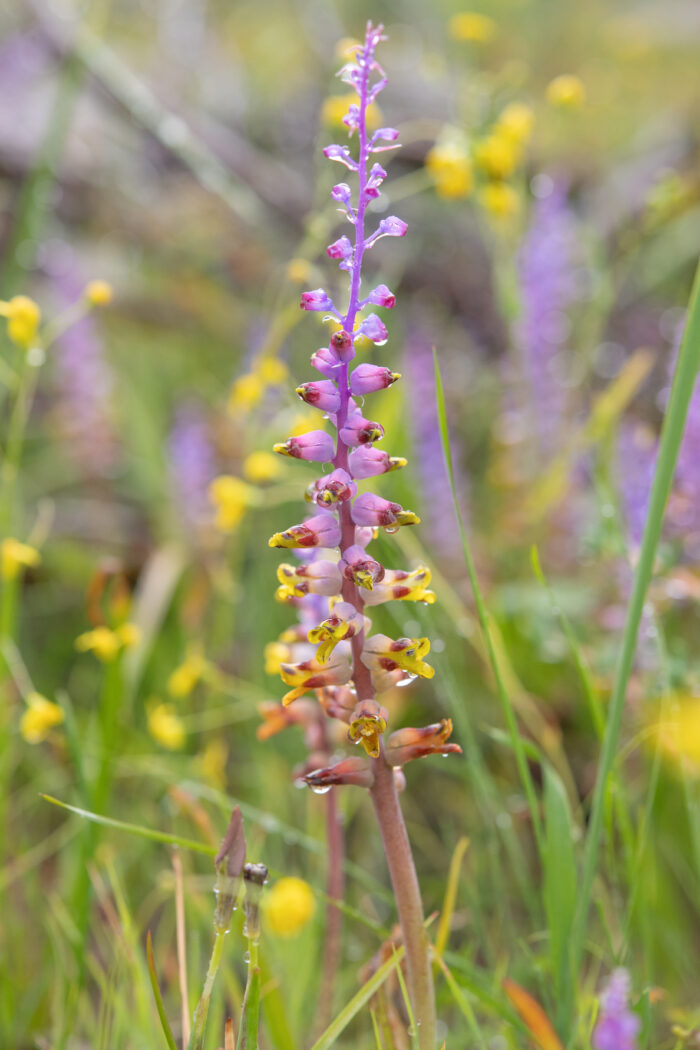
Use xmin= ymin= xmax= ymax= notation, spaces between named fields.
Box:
xmin=228 ymin=373 xmax=264 ymax=412
xmin=75 ymin=625 xmax=122 ymax=662
xmin=168 ymin=644 xmax=206 ymax=698
xmin=449 ymin=12 xmax=496 ymax=43
xmin=243 ymin=450 xmax=282 ymax=483
xmin=480 ymin=181 xmax=520 ymax=219
xmin=116 ymin=622 xmax=141 ymax=649
xmin=426 ymin=142 xmax=474 ymax=199
xmin=289 ymin=413 xmax=324 ymax=437
xmin=197 ymin=736 xmax=228 ymax=788
xmin=546 ymin=74 xmax=586 ymax=109
xmin=208 ymin=475 xmax=254 ymax=532
xmin=497 ymin=102 xmax=535 ymax=144
xmin=20 ymin=692 xmax=64 ymax=744
xmin=0 ymin=295 xmax=41 ymax=348
xmin=147 ymin=701 xmax=186 ymax=750
xmin=474 ymin=133 xmax=521 ymax=179
xmin=652 ymin=696 xmax=700 ymax=772
xmin=84 ymin=280 xmax=113 ymax=306
xmin=256 ymin=357 xmax=288 ymax=385
xmin=1 ymin=538 xmax=40 ymax=581
xmin=335 ymin=36 xmax=361 ymax=60
xmin=264 ymin=877 xmax=316 ymax=937
xmin=322 ymin=93 xmax=381 ymax=130
xmin=286 ymin=258 xmax=312 ymax=284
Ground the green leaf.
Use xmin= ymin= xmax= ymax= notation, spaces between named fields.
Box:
xmin=146 ymin=931 xmax=179 ymax=1050
xmin=542 ymin=765 xmax=577 ymax=1032
xmin=308 ymin=947 xmax=405 ymax=1050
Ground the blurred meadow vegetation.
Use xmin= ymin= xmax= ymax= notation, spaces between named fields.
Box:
xmin=1 ymin=0 xmax=700 ymax=1047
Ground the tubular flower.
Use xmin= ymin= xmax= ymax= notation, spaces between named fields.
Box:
xmin=362 ymin=565 xmax=436 ymax=606
xmin=385 ymin=719 xmax=462 ymax=766
xmin=361 ymin=634 xmax=435 ymax=691
xmin=307 ymin=602 xmax=368 ymax=663
xmin=263 ymin=21 xmax=456 ymax=793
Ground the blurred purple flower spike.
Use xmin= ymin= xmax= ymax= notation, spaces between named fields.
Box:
xmin=593 ymin=969 xmax=640 ymax=1050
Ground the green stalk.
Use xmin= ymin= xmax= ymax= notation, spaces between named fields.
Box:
xmin=567 ymin=258 xmax=700 ymax=1030
xmin=238 ymin=937 xmax=260 ymax=1050
xmin=190 ymin=928 xmax=227 ymax=1050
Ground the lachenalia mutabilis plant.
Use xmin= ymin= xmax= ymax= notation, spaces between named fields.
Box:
xmin=266 ymin=22 xmax=461 ymax=1046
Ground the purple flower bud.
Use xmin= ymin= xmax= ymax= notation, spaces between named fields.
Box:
xmin=326 ymin=236 xmax=353 ymax=261
xmin=343 ymin=104 xmax=360 ymax=131
xmin=339 ymin=405 xmax=385 ymax=446
xmin=323 ymin=144 xmax=358 ymax=171
xmin=365 ymin=216 xmax=408 ymax=249
xmin=273 ymin=430 xmax=335 ymax=462
xmin=365 ymin=163 xmax=387 ymax=200
xmin=348 ymin=445 xmax=406 ymax=478
xmin=268 ymin=512 xmax=342 ymax=550
xmin=350 ymin=364 xmax=401 ymax=394
xmin=331 ymin=182 xmax=352 ymax=205
xmin=304 ymin=756 xmax=374 ymax=790
xmin=351 ymin=493 xmax=402 ymax=527
xmin=300 ymin=288 xmax=335 ymax=312
xmin=354 ymin=526 xmax=376 ymax=549
xmin=330 ymin=329 xmax=355 ymax=361
xmin=339 ymin=544 xmax=385 ymax=590
xmin=365 ymin=284 xmax=396 ymax=309
xmin=308 ymin=468 xmax=356 ymax=506
xmin=310 ymin=345 xmax=343 ymax=379
xmin=356 ymin=314 xmax=388 ymax=345
xmin=296 ymin=380 xmax=341 ymax=414
xmin=370 ymin=127 xmax=400 ymax=152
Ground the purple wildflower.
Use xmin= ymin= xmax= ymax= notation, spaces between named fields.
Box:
xmin=517 ymin=181 xmax=580 ymax=452
xmin=169 ymin=402 xmax=218 ymax=532
xmin=593 ymin=969 xmax=640 ymax=1050
xmin=667 ymin=318 xmax=700 ymax=549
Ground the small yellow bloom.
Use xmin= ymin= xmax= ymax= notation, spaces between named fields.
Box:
xmin=474 ymin=133 xmax=521 ymax=180
xmin=286 ymin=258 xmax=312 ymax=284
xmin=426 ymin=142 xmax=474 ymax=199
xmin=147 ymin=701 xmax=186 ymax=750
xmin=116 ymin=622 xmax=141 ymax=649
xmin=20 ymin=692 xmax=64 ymax=744
xmin=1 ymin=538 xmax=40 ymax=581
xmin=228 ymin=373 xmax=264 ymax=412
xmin=256 ymin=357 xmax=288 ymax=385
xmin=480 ymin=181 xmax=520 ymax=219
xmin=449 ymin=12 xmax=496 ymax=43
xmin=264 ymin=877 xmax=316 ymax=937
xmin=335 ymin=36 xmax=361 ymax=60
xmin=264 ymin=640 xmax=293 ymax=676
xmin=322 ymin=93 xmax=381 ymax=130
xmin=197 ymin=736 xmax=228 ymax=788
xmin=168 ymin=644 xmax=206 ymax=698
xmin=243 ymin=450 xmax=282 ymax=483
xmin=84 ymin=280 xmax=113 ymax=306
xmin=75 ymin=626 xmax=122 ymax=662
xmin=546 ymin=74 xmax=586 ymax=109
xmin=289 ymin=413 xmax=324 ymax=437
xmin=497 ymin=102 xmax=535 ymax=144
xmin=208 ymin=475 xmax=254 ymax=532
xmin=0 ymin=295 xmax=41 ymax=348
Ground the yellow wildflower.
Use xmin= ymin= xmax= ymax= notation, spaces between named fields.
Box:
xmin=322 ymin=93 xmax=381 ymax=130
xmin=497 ymin=102 xmax=535 ymax=144
xmin=147 ymin=701 xmax=186 ymax=750
xmin=84 ymin=280 xmax=113 ymax=306
xmin=426 ymin=141 xmax=474 ymax=199
xmin=286 ymin=258 xmax=312 ymax=284
xmin=480 ymin=182 xmax=520 ymax=219
xmin=208 ymin=475 xmax=254 ymax=532
xmin=116 ymin=622 xmax=141 ymax=649
xmin=546 ymin=74 xmax=586 ymax=109
xmin=168 ymin=644 xmax=206 ymax=698
xmin=243 ymin=450 xmax=282 ymax=483
xmin=197 ymin=736 xmax=228 ymax=788
xmin=652 ymin=697 xmax=700 ymax=772
xmin=335 ymin=36 xmax=361 ymax=60
xmin=264 ymin=877 xmax=316 ymax=937
xmin=20 ymin=692 xmax=64 ymax=744
xmin=0 ymin=295 xmax=41 ymax=348
xmin=449 ymin=12 xmax=496 ymax=43
xmin=256 ymin=357 xmax=288 ymax=385
xmin=75 ymin=625 xmax=122 ymax=662
xmin=289 ymin=413 xmax=324 ymax=437
xmin=474 ymin=133 xmax=521 ymax=179
xmin=228 ymin=373 xmax=264 ymax=412
xmin=1 ymin=538 xmax=40 ymax=581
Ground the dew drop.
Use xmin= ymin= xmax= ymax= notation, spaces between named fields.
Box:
xmin=384 ymin=525 xmax=399 ymax=535
xmin=310 ymin=784 xmax=332 ymax=795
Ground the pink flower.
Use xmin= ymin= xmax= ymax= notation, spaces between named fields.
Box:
xmin=296 ymin=380 xmax=341 ymax=413
xmin=348 ymin=445 xmax=406 ymax=478
xmin=350 ymin=364 xmax=400 ymax=394
xmin=273 ymin=431 xmax=335 ymax=462
xmin=300 ymin=288 xmax=336 ymax=312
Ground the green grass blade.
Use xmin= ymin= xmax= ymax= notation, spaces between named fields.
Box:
xmin=40 ymin=795 xmax=216 ymax=856
xmin=308 ymin=947 xmax=405 ymax=1050
xmin=433 ymin=349 xmax=544 ymax=853
xmin=568 ymin=257 xmax=700 ymax=1004
xmin=146 ymin=931 xmax=179 ymax=1050
xmin=542 ymin=765 xmax=577 ymax=1033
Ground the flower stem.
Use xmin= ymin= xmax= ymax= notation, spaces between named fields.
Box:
xmin=369 ymin=754 xmax=436 ymax=1049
